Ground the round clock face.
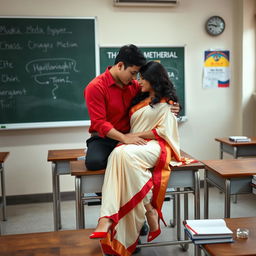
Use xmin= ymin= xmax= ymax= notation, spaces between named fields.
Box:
xmin=206 ymin=16 xmax=225 ymax=36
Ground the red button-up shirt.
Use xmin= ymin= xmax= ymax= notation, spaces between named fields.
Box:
xmin=84 ymin=67 xmax=140 ymax=137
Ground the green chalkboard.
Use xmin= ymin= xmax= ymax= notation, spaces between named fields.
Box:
xmin=0 ymin=17 xmax=96 ymax=128
xmin=100 ymin=46 xmax=185 ymax=117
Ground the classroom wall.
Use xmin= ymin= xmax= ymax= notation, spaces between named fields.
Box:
xmin=0 ymin=0 xmax=255 ymax=196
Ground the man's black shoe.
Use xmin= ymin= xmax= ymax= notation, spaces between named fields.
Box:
xmin=140 ymin=222 xmax=149 ymax=236
xmin=133 ymin=239 xmax=141 ymax=254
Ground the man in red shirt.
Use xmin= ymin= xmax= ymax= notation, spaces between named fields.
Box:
xmin=85 ymin=44 xmax=179 ymax=170
xmin=85 ymin=44 xmax=148 ymax=170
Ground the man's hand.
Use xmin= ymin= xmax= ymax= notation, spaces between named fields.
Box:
xmin=170 ymin=102 xmax=180 ymax=116
xmin=106 ymin=128 xmax=147 ymax=145
xmin=122 ymin=133 xmax=147 ymax=145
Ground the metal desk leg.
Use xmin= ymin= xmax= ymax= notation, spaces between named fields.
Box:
xmin=233 ymin=147 xmax=238 ymax=159
xmin=56 ymin=174 xmax=62 ymax=229
xmin=52 ymin=163 xmax=60 ymax=231
xmin=204 ymin=170 xmax=209 ymax=219
xmin=170 ymin=194 xmax=176 ymax=227
xmin=232 ymin=148 xmax=238 ymax=204
xmin=0 ymin=165 xmax=7 ymax=221
xmin=194 ymin=170 xmax=201 ymax=256
xmin=194 ymin=170 xmax=200 ymax=219
xmin=224 ymin=179 xmax=231 ymax=218
xmin=172 ymin=194 xmax=176 ymax=226
xmin=75 ymin=176 xmax=84 ymax=229
xmin=181 ymin=190 xmax=189 ymax=251
xmin=176 ymin=188 xmax=181 ymax=241
xmin=220 ymin=143 xmax=223 ymax=159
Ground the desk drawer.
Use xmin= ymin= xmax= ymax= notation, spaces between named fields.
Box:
xmin=81 ymin=175 xmax=104 ymax=193
xmin=169 ymin=170 xmax=195 ymax=188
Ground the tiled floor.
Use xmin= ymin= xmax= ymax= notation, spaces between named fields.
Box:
xmin=1 ymin=187 xmax=255 ymax=255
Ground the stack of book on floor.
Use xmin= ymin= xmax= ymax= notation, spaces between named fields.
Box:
xmin=229 ymin=136 xmax=251 ymax=142
xmin=252 ymin=175 xmax=256 ymax=195
xmin=184 ymin=219 xmax=234 ymax=244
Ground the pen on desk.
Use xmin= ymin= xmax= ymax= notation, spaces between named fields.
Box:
xmin=185 ymin=224 xmax=198 ymax=235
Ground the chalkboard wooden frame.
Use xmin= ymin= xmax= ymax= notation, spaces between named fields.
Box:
xmin=0 ymin=16 xmax=98 ymax=130
xmin=99 ymin=45 xmax=187 ymax=121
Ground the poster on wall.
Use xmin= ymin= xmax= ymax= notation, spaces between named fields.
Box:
xmin=203 ymin=50 xmax=230 ymax=88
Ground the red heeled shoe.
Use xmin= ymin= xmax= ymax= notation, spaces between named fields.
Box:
xmin=146 ymin=208 xmax=161 ymax=242
xmin=89 ymin=218 xmax=114 ymax=239
xmin=89 ymin=232 xmax=108 ymax=239
xmin=147 ymin=227 xmax=161 ymax=242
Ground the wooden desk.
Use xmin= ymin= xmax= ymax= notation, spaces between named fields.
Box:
xmin=202 ymin=217 xmax=256 ymax=256
xmin=47 ymin=149 xmax=85 ymax=231
xmin=0 ymin=229 xmax=103 ymax=256
xmin=215 ymin=137 xmax=256 ymax=159
xmin=203 ymin=158 xmax=256 ymax=218
xmin=0 ymin=152 xmax=9 ymax=222
xmin=71 ymin=151 xmax=204 ymax=256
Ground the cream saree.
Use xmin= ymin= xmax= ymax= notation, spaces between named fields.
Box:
xmin=100 ymin=98 xmax=183 ymax=256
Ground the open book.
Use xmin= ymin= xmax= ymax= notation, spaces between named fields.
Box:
xmin=184 ymin=219 xmax=233 ymax=239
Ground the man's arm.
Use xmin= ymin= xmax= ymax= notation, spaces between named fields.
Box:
xmin=171 ymin=102 xmax=180 ymax=115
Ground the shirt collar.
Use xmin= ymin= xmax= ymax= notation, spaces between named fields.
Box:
xmin=105 ymin=66 xmax=116 ymax=87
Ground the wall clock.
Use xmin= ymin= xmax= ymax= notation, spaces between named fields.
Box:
xmin=205 ymin=16 xmax=225 ymax=36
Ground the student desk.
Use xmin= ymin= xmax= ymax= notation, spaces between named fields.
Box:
xmin=71 ymin=151 xmax=204 ymax=255
xmin=203 ymin=158 xmax=256 ymax=218
xmin=0 ymin=152 xmax=9 ymax=222
xmin=215 ymin=137 xmax=256 ymax=159
xmin=0 ymin=229 xmax=103 ymax=256
xmin=47 ymin=149 xmax=85 ymax=231
xmin=202 ymin=217 xmax=256 ymax=256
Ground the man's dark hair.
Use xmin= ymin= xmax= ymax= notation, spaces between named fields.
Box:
xmin=114 ymin=44 xmax=146 ymax=68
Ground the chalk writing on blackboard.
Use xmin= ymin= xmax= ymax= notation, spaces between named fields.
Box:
xmin=0 ymin=17 xmax=96 ymax=126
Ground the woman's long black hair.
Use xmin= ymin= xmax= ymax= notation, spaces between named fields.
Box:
xmin=131 ymin=61 xmax=179 ymax=107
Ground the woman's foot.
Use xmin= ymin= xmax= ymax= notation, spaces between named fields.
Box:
xmin=89 ymin=218 xmax=113 ymax=239
xmin=145 ymin=208 xmax=161 ymax=242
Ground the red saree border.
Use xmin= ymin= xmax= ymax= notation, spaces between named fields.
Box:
xmin=100 ymin=178 xmax=153 ymax=255
xmin=101 ymin=234 xmax=139 ymax=256
xmin=129 ymin=98 xmax=174 ymax=118
xmin=151 ymin=129 xmax=172 ymax=219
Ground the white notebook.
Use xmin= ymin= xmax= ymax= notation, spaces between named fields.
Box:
xmin=185 ymin=219 xmax=233 ymax=237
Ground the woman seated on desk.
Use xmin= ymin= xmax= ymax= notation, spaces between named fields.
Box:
xmin=90 ymin=61 xmax=186 ymax=256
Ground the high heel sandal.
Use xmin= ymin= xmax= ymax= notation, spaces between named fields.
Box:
xmin=146 ymin=208 xmax=161 ymax=242
xmin=89 ymin=231 xmax=108 ymax=239
xmin=89 ymin=219 xmax=113 ymax=239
